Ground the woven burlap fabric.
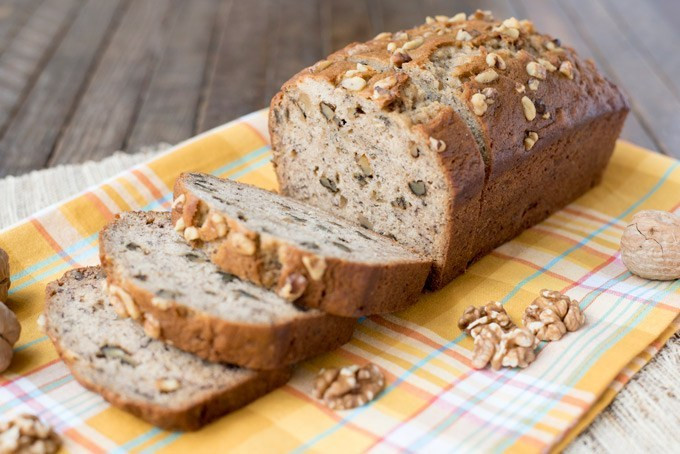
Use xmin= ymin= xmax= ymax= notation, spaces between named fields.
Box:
xmin=0 ymin=149 xmax=677 ymax=452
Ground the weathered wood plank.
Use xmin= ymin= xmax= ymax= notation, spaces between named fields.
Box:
xmin=557 ymin=0 xmax=679 ymax=156
xmin=0 ymin=0 xmax=81 ymax=134
xmin=126 ymin=0 xmax=218 ymax=151
xmin=322 ymin=0 xmax=372 ymax=53
xmin=513 ymin=0 xmax=659 ymax=152
xmin=264 ymin=0 xmax=322 ymax=107
xmin=0 ymin=0 xmax=124 ymax=177
xmin=374 ymin=0 xmax=424 ymax=32
xmin=197 ymin=0 xmax=272 ymax=131
xmin=49 ymin=0 xmax=177 ymax=164
xmin=604 ymin=0 xmax=680 ymax=100
xmin=421 ymin=0 xmax=518 ymax=20
xmin=0 ymin=0 xmax=43 ymax=58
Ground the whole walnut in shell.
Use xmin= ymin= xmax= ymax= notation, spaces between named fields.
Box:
xmin=0 ymin=301 xmax=21 ymax=372
xmin=0 ymin=247 xmax=9 ymax=302
xmin=620 ymin=210 xmax=680 ymax=280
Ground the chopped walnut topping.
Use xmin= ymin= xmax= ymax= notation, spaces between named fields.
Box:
xmin=313 ymin=363 xmax=385 ymax=410
xmin=143 ymin=314 xmax=161 ymax=339
xmin=523 ymin=289 xmax=586 ymax=341
xmin=302 ymin=255 xmax=327 ymax=281
xmin=475 ymin=69 xmax=498 ymax=84
xmin=434 ymin=15 xmax=449 ymax=23
xmin=429 ymin=137 xmax=446 ymax=153
xmin=450 ymin=12 xmax=468 ymax=23
xmin=311 ymin=60 xmax=332 ymax=72
xmin=390 ymin=50 xmax=412 ymax=68
xmin=526 ymin=61 xmax=547 ymax=80
xmin=373 ymin=32 xmax=391 ymax=40
xmin=469 ymin=10 xmax=493 ymax=21
xmin=521 ymin=96 xmax=536 ymax=121
xmin=456 ymin=29 xmax=473 ymax=41
xmin=341 ymin=76 xmax=367 ymax=91
xmin=278 ymin=273 xmax=308 ymax=301
xmin=403 ymin=36 xmax=424 ymax=50
xmin=519 ymin=19 xmax=534 ymax=34
xmin=472 ymin=324 xmax=537 ymax=370
xmin=458 ymin=301 xmax=513 ymax=337
xmin=172 ymin=193 xmax=185 ymax=209
xmin=425 ymin=16 xmax=435 ymax=24
xmin=528 ymin=78 xmax=540 ymax=91
xmin=228 ymin=231 xmax=257 ymax=255
xmin=538 ymin=58 xmax=557 ymax=72
xmin=502 ymin=17 xmax=521 ymax=29
xmin=559 ymin=61 xmax=574 ymax=79
xmin=174 ymin=217 xmax=186 ymax=232
xmin=481 ymin=87 xmax=498 ymax=104
xmin=524 ymin=131 xmax=539 ymax=150
xmin=515 ymin=82 xmax=526 ymax=93
xmin=0 ymin=414 xmax=61 ymax=454
xmin=470 ymin=93 xmax=488 ymax=116
xmin=494 ymin=19 xmax=520 ymax=40
xmin=394 ymin=31 xmax=408 ymax=41
xmin=485 ymin=52 xmax=506 ymax=70
xmin=387 ymin=42 xmax=397 ymax=52
xmin=183 ymin=226 xmax=199 ymax=241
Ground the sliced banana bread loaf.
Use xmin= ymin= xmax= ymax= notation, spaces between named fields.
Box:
xmin=171 ymin=173 xmax=430 ymax=317
xmin=44 ymin=267 xmax=291 ymax=431
xmin=99 ymin=211 xmax=356 ymax=369
xmin=269 ymin=11 xmax=628 ymax=289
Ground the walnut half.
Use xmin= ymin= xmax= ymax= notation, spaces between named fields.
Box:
xmin=458 ymin=301 xmax=513 ymax=337
xmin=472 ymin=323 xmax=538 ymax=370
xmin=313 ymin=363 xmax=385 ymax=410
xmin=0 ymin=414 xmax=61 ymax=454
xmin=523 ymin=289 xmax=585 ymax=341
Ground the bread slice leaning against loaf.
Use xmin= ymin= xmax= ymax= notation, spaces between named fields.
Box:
xmin=269 ymin=11 xmax=628 ymax=290
xmin=99 ymin=211 xmax=356 ymax=369
xmin=171 ymin=173 xmax=431 ymax=317
xmin=44 ymin=267 xmax=291 ymax=431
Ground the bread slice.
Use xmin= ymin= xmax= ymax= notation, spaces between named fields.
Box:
xmin=44 ymin=267 xmax=291 ymax=431
xmin=269 ymin=12 xmax=628 ymax=289
xmin=99 ymin=211 xmax=356 ymax=369
xmin=171 ymin=173 xmax=431 ymax=317
xmin=0 ymin=247 xmax=9 ymax=301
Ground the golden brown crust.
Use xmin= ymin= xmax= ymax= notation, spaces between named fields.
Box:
xmin=44 ymin=267 xmax=292 ymax=431
xmin=270 ymin=12 xmax=629 ymax=290
xmin=172 ymin=175 xmax=431 ymax=317
xmin=98 ymin=231 xmax=357 ymax=369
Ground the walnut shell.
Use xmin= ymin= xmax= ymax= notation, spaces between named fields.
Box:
xmin=0 ymin=301 xmax=20 ymax=372
xmin=0 ymin=247 xmax=8 ymax=302
xmin=620 ymin=210 xmax=680 ymax=280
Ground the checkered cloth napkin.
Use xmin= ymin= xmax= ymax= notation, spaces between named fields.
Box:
xmin=1 ymin=109 xmax=678 ymax=453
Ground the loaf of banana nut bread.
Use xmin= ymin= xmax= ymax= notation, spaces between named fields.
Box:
xmin=172 ymin=173 xmax=431 ymax=317
xmin=44 ymin=267 xmax=291 ymax=431
xmin=269 ymin=10 xmax=628 ymax=289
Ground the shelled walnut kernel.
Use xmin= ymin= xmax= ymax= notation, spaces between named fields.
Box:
xmin=0 ymin=414 xmax=61 ymax=454
xmin=313 ymin=363 xmax=385 ymax=410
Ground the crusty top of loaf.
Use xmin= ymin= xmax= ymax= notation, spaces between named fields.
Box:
xmin=281 ymin=10 xmax=627 ymax=177
xmin=99 ymin=211 xmax=327 ymax=324
xmin=44 ymin=267 xmax=263 ymax=409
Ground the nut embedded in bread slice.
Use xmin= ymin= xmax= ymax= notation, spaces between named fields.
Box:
xmin=43 ymin=267 xmax=291 ymax=431
xmin=98 ymin=211 xmax=356 ymax=369
xmin=172 ymin=172 xmax=431 ymax=317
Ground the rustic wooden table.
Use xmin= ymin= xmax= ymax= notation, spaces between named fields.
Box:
xmin=0 ymin=0 xmax=678 ymax=177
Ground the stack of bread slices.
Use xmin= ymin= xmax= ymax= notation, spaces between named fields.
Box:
xmin=44 ymin=172 xmax=430 ymax=430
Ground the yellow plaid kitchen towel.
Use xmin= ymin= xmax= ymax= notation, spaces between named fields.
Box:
xmin=1 ymin=109 xmax=679 ymax=453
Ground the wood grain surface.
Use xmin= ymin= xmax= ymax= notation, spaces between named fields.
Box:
xmin=0 ymin=0 xmax=677 ymax=176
